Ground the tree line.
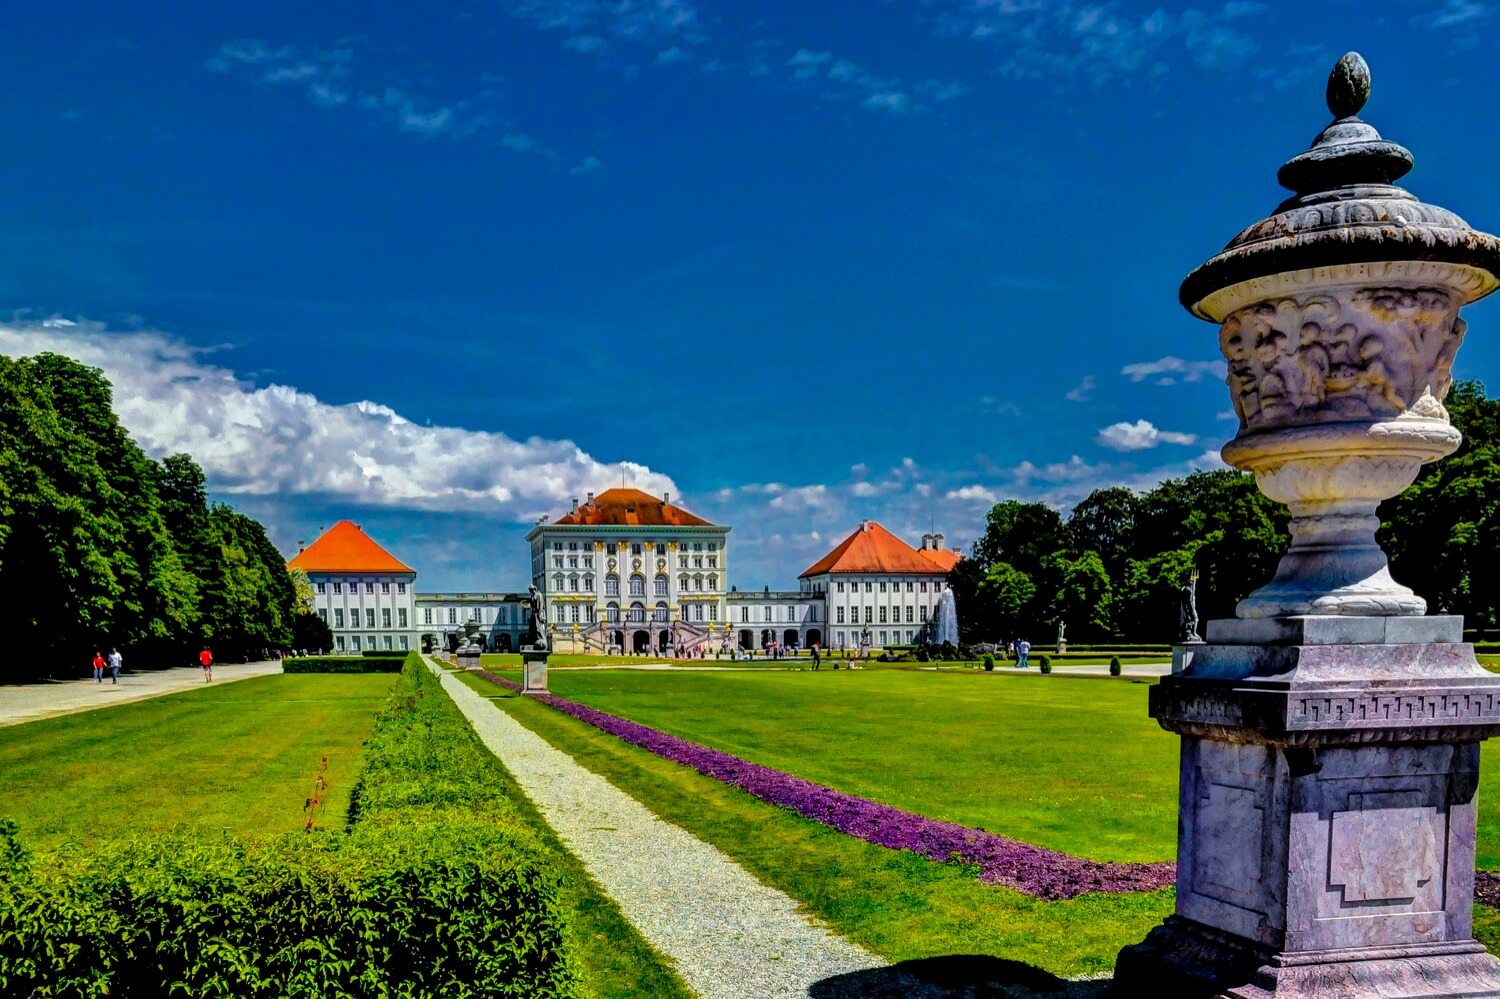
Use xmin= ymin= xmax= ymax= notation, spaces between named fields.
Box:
xmin=0 ymin=353 xmax=330 ymax=679
xmin=951 ymin=381 xmax=1500 ymax=645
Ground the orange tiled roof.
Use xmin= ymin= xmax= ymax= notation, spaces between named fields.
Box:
xmin=287 ymin=520 xmax=415 ymax=574
xmin=799 ymin=521 xmax=949 ymax=577
xmin=917 ymin=547 xmax=962 ymax=571
xmin=551 ymin=488 xmax=715 ymax=527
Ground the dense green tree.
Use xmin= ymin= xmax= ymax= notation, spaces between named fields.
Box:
xmin=1117 ymin=544 xmax=1202 ymax=641
xmin=1065 ymin=487 xmax=1137 ymax=586
xmin=1382 ymin=380 xmax=1500 ymax=626
xmin=1039 ymin=550 xmax=1112 ymax=643
xmin=968 ymin=500 xmax=1065 ymax=578
xmin=974 ymin=562 xmax=1037 ymax=642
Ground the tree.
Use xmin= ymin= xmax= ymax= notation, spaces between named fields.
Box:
xmin=1065 ymin=487 xmax=1137 ymax=586
xmin=1041 ymin=550 xmax=1112 ymax=643
xmin=974 ymin=562 xmax=1036 ymax=641
xmin=1118 ymin=545 xmax=1202 ymax=641
xmin=969 ymin=500 xmax=1066 ymax=578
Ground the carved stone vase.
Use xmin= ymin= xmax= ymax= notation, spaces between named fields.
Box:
xmin=1114 ymin=53 xmax=1500 ymax=999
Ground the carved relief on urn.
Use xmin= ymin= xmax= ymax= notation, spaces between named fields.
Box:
xmin=1180 ymin=53 xmax=1500 ymax=619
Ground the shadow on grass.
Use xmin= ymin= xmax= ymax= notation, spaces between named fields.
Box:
xmin=811 ymin=955 xmax=1111 ymax=998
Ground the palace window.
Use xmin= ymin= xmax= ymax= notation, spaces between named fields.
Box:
xmin=333 ymin=582 xmax=342 ymax=594
xmin=693 ymin=575 xmax=704 ymax=592
xmin=679 ymin=556 xmax=688 ymax=569
xmin=383 ymin=636 xmax=393 ymax=651
xmin=935 ymin=581 xmax=943 ymax=591
xmin=655 ymin=574 xmax=669 ymax=596
xmin=906 ymin=581 xmax=913 ymax=592
xmin=316 ymin=582 xmax=326 ymax=594
xmin=741 ymin=607 xmax=749 ymax=622
xmin=448 ymin=608 xmax=457 ymax=624
xmin=317 ymin=608 xmax=327 ymax=623
xmin=629 ymin=574 xmax=646 ymax=597
xmin=586 ymin=605 xmax=595 ymax=622
xmin=707 ymin=574 xmax=717 ymax=591
xmin=629 ymin=603 xmax=646 ymax=623
xmin=837 ymin=606 xmax=845 ymax=624
xmin=787 ymin=605 xmax=796 ymax=621
xmin=555 ymin=605 xmax=564 ymax=623
xmin=583 ymin=556 xmax=592 ymax=569
xmin=607 ymin=602 xmax=620 ymax=622
xmin=920 ymin=606 xmax=929 ymax=621
xmin=920 ymin=581 xmax=928 ymax=592
xmin=382 ymin=609 xmax=392 ymax=628
xmin=709 ymin=604 xmax=717 ymax=621
xmin=708 ymin=543 xmax=716 ymax=551
xmin=399 ymin=609 xmax=408 ymax=627
xmin=631 ymin=543 xmax=642 ymax=556
xmin=880 ymin=631 xmax=889 ymax=646
xmin=585 ymin=574 xmax=594 ymax=591
xmin=334 ymin=609 xmax=345 ymax=628
xmin=694 ymin=556 xmax=702 ymax=568
xmin=398 ymin=582 xmax=407 ymax=594
xmin=605 ymin=574 xmax=619 ymax=596
xmin=382 ymin=582 xmax=390 ymax=594
xmin=879 ymin=582 xmax=887 ymax=593
xmin=335 ymin=635 xmax=345 ymax=651
xmin=569 ymin=574 xmax=579 ymax=592
xmin=865 ymin=607 xmax=873 ymax=624
xmin=365 ymin=609 xmax=375 ymax=628
xmin=569 ymin=542 xmax=578 ymax=551
xmin=553 ymin=573 xmax=564 ymax=591
xmin=571 ymin=605 xmax=581 ymax=623
xmin=400 ymin=636 xmax=409 ymax=650
xmin=864 ymin=582 xmax=872 ymax=593
xmin=554 ymin=542 xmax=562 ymax=550
xmin=879 ymin=607 xmax=888 ymax=623
xmin=654 ymin=602 xmax=669 ymax=623
xmin=905 ymin=606 xmax=913 ymax=623
xmin=351 ymin=635 xmax=361 ymax=651
xmin=553 ymin=556 xmax=562 ymax=569
xmin=569 ymin=556 xmax=578 ymax=568
xmin=836 ymin=581 xmax=844 ymax=593
xmin=694 ymin=604 xmax=704 ymax=622
xmin=707 ymin=556 xmax=717 ymax=568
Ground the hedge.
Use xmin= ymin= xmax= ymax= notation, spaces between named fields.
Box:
xmin=362 ymin=649 xmax=409 ymax=657
xmin=283 ymin=656 xmax=405 ymax=674
xmin=0 ymin=653 xmax=576 ymax=998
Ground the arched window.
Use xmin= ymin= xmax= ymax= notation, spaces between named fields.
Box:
xmin=629 ymin=574 xmax=646 ymax=597
xmin=605 ymin=573 xmax=619 ymax=596
xmin=568 ymin=574 xmax=579 ymax=592
xmin=654 ymin=602 xmax=669 ymax=623
xmin=607 ymin=602 xmax=620 ymax=623
xmin=629 ymin=602 xmax=646 ymax=623
xmin=654 ymin=574 xmax=668 ymax=597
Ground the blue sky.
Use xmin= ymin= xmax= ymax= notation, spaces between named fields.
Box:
xmin=4 ymin=0 xmax=1499 ymax=590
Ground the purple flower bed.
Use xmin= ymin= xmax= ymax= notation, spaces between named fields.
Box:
xmin=477 ymin=670 xmax=1175 ymax=901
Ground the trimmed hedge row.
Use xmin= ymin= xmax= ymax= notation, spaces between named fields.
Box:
xmin=0 ymin=653 xmax=576 ymax=997
xmin=362 ymin=649 xmax=409 ymax=657
xmin=283 ymin=656 xmax=405 ymax=673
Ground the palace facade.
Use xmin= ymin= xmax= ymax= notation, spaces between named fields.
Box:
xmin=291 ymin=494 xmax=959 ymax=655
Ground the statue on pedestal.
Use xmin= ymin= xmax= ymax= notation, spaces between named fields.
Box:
xmin=1177 ymin=568 xmax=1203 ymax=645
xmin=527 ymin=584 xmax=548 ymax=650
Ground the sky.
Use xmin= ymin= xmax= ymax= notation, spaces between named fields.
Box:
xmin=4 ymin=0 xmax=1500 ymax=590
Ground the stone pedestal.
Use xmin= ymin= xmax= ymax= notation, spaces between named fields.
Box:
xmin=1114 ymin=618 xmax=1500 ymax=997
xmin=456 ymin=645 xmax=481 ymax=669
xmin=522 ymin=646 xmax=549 ymax=695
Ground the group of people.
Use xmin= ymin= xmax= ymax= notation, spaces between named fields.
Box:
xmin=89 ymin=647 xmax=215 ymax=684
xmin=1004 ymin=639 xmax=1034 ymax=668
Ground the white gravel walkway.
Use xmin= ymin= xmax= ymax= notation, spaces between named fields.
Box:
xmin=433 ymin=661 xmax=924 ymax=999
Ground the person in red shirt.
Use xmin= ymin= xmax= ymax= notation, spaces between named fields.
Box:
xmin=198 ymin=648 xmax=213 ymax=682
xmin=91 ymin=652 xmax=105 ymax=684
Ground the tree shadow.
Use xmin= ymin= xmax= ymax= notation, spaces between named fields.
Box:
xmin=811 ymin=955 xmax=1112 ymax=999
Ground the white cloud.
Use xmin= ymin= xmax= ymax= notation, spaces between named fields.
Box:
xmin=782 ymin=48 xmax=964 ymax=115
xmin=1097 ymin=419 xmax=1199 ymax=452
xmin=508 ymin=0 xmax=708 ymax=58
xmin=570 ymin=155 xmax=605 ymax=174
xmin=786 ymin=49 xmax=833 ymax=78
xmin=947 ymin=484 xmax=999 ymax=504
xmin=1121 ymin=356 xmax=1223 ymax=384
xmin=0 ymin=322 xmax=674 ymax=519
xmin=656 ymin=45 xmax=690 ymax=64
xmin=1064 ymin=375 xmax=1095 ymax=402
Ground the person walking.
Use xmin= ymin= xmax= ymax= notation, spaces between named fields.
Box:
xmin=1017 ymin=638 xmax=1031 ymax=669
xmin=107 ymin=647 xmax=122 ymax=685
xmin=811 ymin=644 xmax=821 ymax=670
xmin=91 ymin=651 xmax=105 ymax=684
xmin=198 ymin=647 xmax=214 ymax=682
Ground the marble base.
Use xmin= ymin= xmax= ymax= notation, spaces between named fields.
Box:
xmin=1206 ymin=615 xmax=1464 ymax=647
xmin=521 ymin=647 xmax=549 ymax=694
xmin=1115 ymin=916 xmax=1500 ymax=998
xmin=456 ymin=647 xmax=481 ymax=669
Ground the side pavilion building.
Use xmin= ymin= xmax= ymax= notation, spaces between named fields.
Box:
xmin=288 ymin=520 xmax=419 ymax=653
xmin=798 ymin=520 xmax=954 ymax=651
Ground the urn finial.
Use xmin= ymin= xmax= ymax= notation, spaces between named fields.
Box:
xmin=1325 ymin=51 xmax=1369 ymax=119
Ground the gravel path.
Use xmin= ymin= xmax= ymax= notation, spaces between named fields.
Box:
xmin=433 ymin=661 xmax=924 ymax=999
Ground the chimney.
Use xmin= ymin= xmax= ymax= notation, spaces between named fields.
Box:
xmin=572 ymin=498 xmax=579 ymax=514
xmin=587 ymin=492 xmax=595 ymax=505
xmin=664 ymin=491 xmax=671 ymax=505
xmin=297 ymin=539 xmax=306 ymax=553
xmin=921 ymin=533 xmax=932 ymax=550
xmin=861 ymin=520 xmax=869 ymax=532
xmin=934 ymin=533 xmax=945 ymax=550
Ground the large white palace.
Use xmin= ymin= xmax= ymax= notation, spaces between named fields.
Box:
xmin=289 ymin=490 xmax=959 ymax=654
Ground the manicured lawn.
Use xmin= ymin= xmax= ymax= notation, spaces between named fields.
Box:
xmin=457 ymin=672 xmax=1172 ymax=981
xmin=512 ymin=668 xmax=1177 ymax=863
xmin=0 ymin=674 xmax=393 ymax=846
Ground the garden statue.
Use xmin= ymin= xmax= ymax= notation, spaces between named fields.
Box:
xmin=1056 ymin=619 xmax=1066 ymax=655
xmin=1116 ymin=52 xmax=1500 ymax=997
xmin=1176 ymin=568 xmax=1202 ymax=645
xmin=527 ymin=583 xmax=547 ymax=650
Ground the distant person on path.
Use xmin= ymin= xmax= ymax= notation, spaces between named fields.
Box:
xmin=811 ymin=645 xmax=821 ymax=670
xmin=199 ymin=647 xmax=214 ymax=682
xmin=92 ymin=651 xmax=105 ymax=684
xmin=108 ymin=648 xmax=122 ymax=684
xmin=1017 ymin=639 xmax=1031 ymax=669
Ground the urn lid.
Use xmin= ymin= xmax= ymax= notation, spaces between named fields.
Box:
xmin=1179 ymin=52 xmax=1500 ymax=320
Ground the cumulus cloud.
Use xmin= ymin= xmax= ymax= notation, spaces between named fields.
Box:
xmin=1121 ymin=355 xmax=1223 ymax=385
xmin=0 ymin=321 xmax=673 ymax=519
xmin=1096 ymin=419 xmax=1199 ymax=452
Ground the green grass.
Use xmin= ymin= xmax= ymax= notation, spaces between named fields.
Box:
xmin=514 ymin=668 xmax=1178 ymax=863
xmin=456 ymin=672 xmax=1172 ymax=980
xmin=0 ymin=674 xmax=392 ymax=846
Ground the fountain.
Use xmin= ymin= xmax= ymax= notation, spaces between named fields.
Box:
xmin=933 ymin=588 xmax=959 ymax=646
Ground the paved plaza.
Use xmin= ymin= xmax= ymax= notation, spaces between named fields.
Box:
xmin=0 ymin=661 xmax=283 ymax=727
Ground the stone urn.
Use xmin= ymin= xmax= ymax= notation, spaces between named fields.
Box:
xmin=1179 ymin=52 xmax=1500 ymax=619
xmin=1114 ymin=53 xmax=1500 ymax=999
